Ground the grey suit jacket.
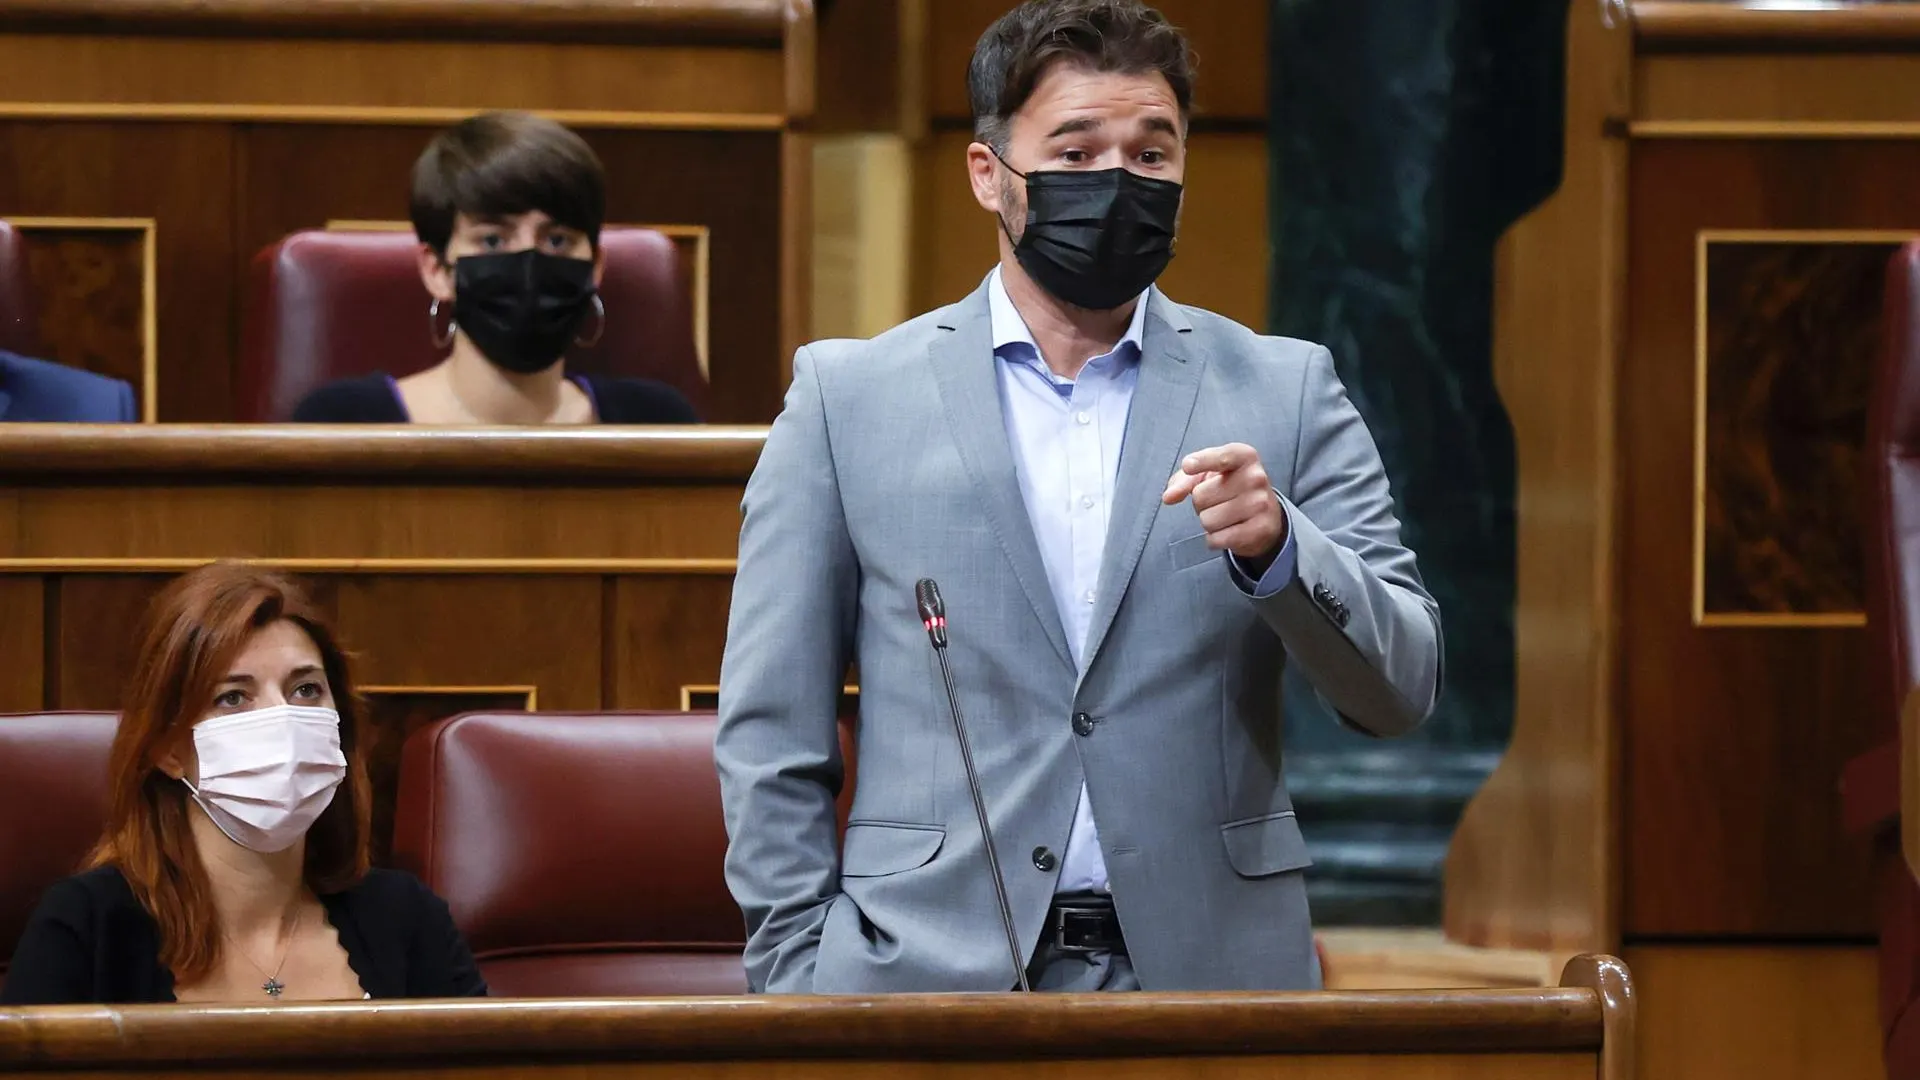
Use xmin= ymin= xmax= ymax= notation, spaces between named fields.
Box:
xmin=716 ymin=282 xmax=1441 ymax=993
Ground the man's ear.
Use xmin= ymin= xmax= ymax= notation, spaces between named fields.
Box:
xmin=417 ymin=243 xmax=455 ymax=303
xmin=967 ymin=142 xmax=1006 ymax=214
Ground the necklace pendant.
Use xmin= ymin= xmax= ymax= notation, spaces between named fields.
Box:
xmin=263 ymin=977 xmax=285 ymax=998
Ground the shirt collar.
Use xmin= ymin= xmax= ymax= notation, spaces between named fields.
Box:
xmin=987 ymin=266 xmax=1149 ymax=363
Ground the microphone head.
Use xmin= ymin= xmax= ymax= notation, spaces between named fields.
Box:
xmin=914 ymin=579 xmax=948 ymax=648
xmin=915 ymin=578 xmax=944 ymax=620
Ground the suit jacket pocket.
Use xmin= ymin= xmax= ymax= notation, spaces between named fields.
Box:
xmin=1220 ymin=811 xmax=1312 ymax=878
xmin=840 ymin=821 xmax=945 ymax=878
xmin=1169 ymin=532 xmax=1221 ymax=572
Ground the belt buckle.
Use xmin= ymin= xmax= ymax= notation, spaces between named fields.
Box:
xmin=1053 ymin=906 xmax=1108 ymax=954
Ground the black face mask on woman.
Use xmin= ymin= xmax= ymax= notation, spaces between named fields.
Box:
xmin=996 ymin=156 xmax=1183 ymax=312
xmin=451 ymin=249 xmax=598 ymax=375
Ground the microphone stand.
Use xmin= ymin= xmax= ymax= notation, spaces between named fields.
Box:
xmin=918 ymin=579 xmax=1032 ymax=992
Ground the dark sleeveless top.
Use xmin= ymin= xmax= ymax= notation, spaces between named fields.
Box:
xmin=290 ymin=372 xmax=699 ymax=424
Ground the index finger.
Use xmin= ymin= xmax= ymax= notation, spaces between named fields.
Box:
xmin=1181 ymin=443 xmax=1254 ymax=476
xmin=1162 ymin=468 xmax=1206 ymax=505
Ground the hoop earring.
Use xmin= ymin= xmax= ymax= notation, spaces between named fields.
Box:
xmin=429 ymin=298 xmax=456 ymax=350
xmin=574 ymin=294 xmax=606 ymax=348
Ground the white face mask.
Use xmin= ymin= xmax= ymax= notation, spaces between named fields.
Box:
xmin=181 ymin=704 xmax=347 ymax=854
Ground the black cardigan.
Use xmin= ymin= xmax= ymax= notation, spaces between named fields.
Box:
xmin=0 ymin=866 xmax=487 ymax=1004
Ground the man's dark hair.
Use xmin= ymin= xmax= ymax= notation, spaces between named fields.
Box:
xmin=967 ymin=0 xmax=1195 ymax=155
xmin=409 ymin=111 xmax=606 ymax=256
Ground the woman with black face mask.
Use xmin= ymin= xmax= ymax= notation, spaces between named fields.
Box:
xmin=290 ymin=112 xmax=700 ymax=426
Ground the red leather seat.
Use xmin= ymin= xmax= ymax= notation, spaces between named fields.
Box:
xmin=0 ymin=220 xmax=41 ymax=355
xmin=392 ymin=711 xmax=855 ymax=997
xmin=1850 ymin=240 xmax=1920 ymax=1079
xmin=236 ymin=229 xmax=707 ymax=422
xmin=388 ymin=709 xmax=1328 ymax=994
xmin=0 ymin=712 xmax=118 ymax=992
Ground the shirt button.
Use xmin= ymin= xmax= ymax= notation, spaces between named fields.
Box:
xmin=1080 ymin=495 xmax=1096 ymax=509
xmin=1075 ymin=411 xmax=1091 ymax=425
xmin=1072 ymin=712 xmax=1095 ymax=736
xmin=1082 ymin=589 xmax=1096 ymax=605
xmin=1032 ymin=847 xmax=1058 ymax=872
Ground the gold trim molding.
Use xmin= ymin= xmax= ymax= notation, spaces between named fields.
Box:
xmin=1692 ymin=229 xmax=1917 ymax=629
xmin=324 ymin=220 xmax=712 ymax=379
xmin=1634 ymin=121 xmax=1920 ymax=140
xmin=0 ymin=557 xmax=737 ymax=574
xmin=0 ymin=103 xmax=785 ymax=130
xmin=1697 ymin=613 xmax=1866 ymax=630
xmin=361 ymin=684 xmax=539 ymax=711
xmin=679 ymin=683 xmax=859 ymax=711
xmin=6 ymin=216 xmax=158 ymax=423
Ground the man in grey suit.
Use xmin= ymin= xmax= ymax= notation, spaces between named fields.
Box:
xmin=717 ymin=0 xmax=1441 ymax=994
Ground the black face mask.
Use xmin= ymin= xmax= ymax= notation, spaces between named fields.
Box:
xmin=998 ymin=158 xmax=1182 ymax=311
xmin=451 ymin=249 xmax=598 ymax=375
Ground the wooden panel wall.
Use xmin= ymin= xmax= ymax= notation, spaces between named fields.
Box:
xmin=17 ymin=223 xmax=151 ymax=417
xmin=908 ymin=0 xmax=1271 ymax=330
xmin=1626 ymin=945 xmax=1881 ymax=1079
xmin=921 ymin=0 xmax=1269 ymax=122
xmin=0 ymin=4 xmax=810 ymax=423
xmin=0 ymin=577 xmax=42 ymax=712
xmin=1619 ymin=140 xmax=1920 ymax=938
xmin=0 ymin=428 xmax=756 ymax=860
xmin=0 ymin=121 xmax=229 ymax=420
xmin=0 ymin=124 xmax=784 ymax=424
xmin=1455 ymin=1 xmax=1920 ymax=967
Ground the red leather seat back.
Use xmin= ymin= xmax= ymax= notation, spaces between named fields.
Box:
xmin=236 ymin=229 xmax=707 ymax=422
xmin=0 ymin=713 xmax=118 ymax=987
xmin=391 ymin=711 xmax=856 ymax=997
xmin=1869 ymin=240 xmax=1920 ymax=741
xmin=0 ymin=220 xmax=40 ymax=355
xmin=1862 ymin=241 xmax=1920 ymax=1075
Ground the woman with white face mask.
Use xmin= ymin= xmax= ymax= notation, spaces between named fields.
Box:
xmin=1 ymin=564 xmax=486 ymax=1004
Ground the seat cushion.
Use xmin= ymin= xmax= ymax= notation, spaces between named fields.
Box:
xmin=0 ymin=712 xmax=118 ymax=980
xmin=392 ymin=710 xmax=857 ymax=997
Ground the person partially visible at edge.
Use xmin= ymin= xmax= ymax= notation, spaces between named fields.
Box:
xmin=715 ymin=0 xmax=1441 ymax=995
xmin=1 ymin=563 xmax=488 ymax=1003
xmin=0 ymin=351 xmax=137 ymax=422
xmin=290 ymin=111 xmax=699 ymax=426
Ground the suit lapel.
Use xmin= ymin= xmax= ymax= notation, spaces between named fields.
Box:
xmin=925 ymin=286 xmax=1075 ymax=671
xmin=1079 ymin=291 xmax=1204 ymax=674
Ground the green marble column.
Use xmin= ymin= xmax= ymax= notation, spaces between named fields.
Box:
xmin=1270 ymin=0 xmax=1569 ymax=924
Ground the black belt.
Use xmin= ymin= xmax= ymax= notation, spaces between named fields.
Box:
xmin=1047 ymin=895 xmax=1125 ymax=954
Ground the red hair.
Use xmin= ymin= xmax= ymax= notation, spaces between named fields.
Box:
xmin=88 ymin=563 xmax=371 ymax=983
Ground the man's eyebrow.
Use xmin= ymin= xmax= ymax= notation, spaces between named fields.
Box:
xmin=1047 ymin=117 xmax=1103 ymax=138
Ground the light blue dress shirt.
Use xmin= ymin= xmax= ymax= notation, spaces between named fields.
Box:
xmin=988 ymin=268 xmax=1297 ymax=896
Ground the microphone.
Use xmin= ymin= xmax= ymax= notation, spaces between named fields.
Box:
xmin=915 ymin=578 xmax=1031 ymax=992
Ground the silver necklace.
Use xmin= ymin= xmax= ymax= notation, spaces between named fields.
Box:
xmin=226 ymin=906 xmax=302 ymax=998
